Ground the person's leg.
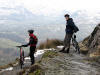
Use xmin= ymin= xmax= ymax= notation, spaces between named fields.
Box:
xmin=31 ymin=53 xmax=35 ymax=65
xmin=30 ymin=46 xmax=36 ymax=65
xmin=63 ymin=34 xmax=69 ymax=53
xmin=66 ymin=34 xmax=73 ymax=53
xmin=59 ymin=34 xmax=67 ymax=52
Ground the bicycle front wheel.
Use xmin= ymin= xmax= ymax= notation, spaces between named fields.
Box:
xmin=20 ymin=51 xmax=24 ymax=69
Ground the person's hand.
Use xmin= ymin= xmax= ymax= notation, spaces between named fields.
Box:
xmin=21 ymin=45 xmax=28 ymax=47
xmin=73 ymin=30 xmax=76 ymax=33
xmin=16 ymin=45 xmax=24 ymax=48
xmin=21 ymin=45 xmax=24 ymax=47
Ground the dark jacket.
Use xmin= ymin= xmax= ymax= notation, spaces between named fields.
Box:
xmin=66 ymin=18 xmax=75 ymax=34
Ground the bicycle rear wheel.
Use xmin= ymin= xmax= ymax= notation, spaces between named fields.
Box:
xmin=72 ymin=36 xmax=80 ymax=54
xmin=76 ymin=44 xmax=80 ymax=54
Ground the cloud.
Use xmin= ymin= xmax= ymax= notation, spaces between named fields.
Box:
xmin=0 ymin=0 xmax=100 ymax=16
xmin=19 ymin=0 xmax=100 ymax=15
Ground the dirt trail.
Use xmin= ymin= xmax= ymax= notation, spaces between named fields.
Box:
xmin=0 ymin=49 xmax=100 ymax=75
xmin=39 ymin=50 xmax=100 ymax=75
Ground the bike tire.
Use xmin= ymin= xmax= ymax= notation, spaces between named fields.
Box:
xmin=20 ymin=51 xmax=24 ymax=69
xmin=75 ymin=41 xmax=80 ymax=54
xmin=76 ymin=44 xmax=80 ymax=54
xmin=72 ymin=36 xmax=80 ymax=54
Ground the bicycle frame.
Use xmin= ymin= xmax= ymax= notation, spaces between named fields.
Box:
xmin=72 ymin=33 xmax=80 ymax=54
xmin=16 ymin=46 xmax=24 ymax=69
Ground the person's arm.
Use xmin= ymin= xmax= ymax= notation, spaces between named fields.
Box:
xmin=22 ymin=43 xmax=29 ymax=47
xmin=68 ymin=19 xmax=76 ymax=31
xmin=22 ymin=37 xmax=34 ymax=47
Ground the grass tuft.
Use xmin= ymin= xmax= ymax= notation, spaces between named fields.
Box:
xmin=38 ymin=39 xmax=63 ymax=49
xmin=42 ymin=51 xmax=58 ymax=58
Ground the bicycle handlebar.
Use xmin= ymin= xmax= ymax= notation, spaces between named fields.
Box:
xmin=16 ymin=46 xmax=23 ymax=48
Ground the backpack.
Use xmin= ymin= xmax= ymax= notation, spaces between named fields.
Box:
xmin=73 ymin=25 xmax=79 ymax=33
xmin=30 ymin=35 xmax=38 ymax=45
xmin=33 ymin=35 xmax=38 ymax=45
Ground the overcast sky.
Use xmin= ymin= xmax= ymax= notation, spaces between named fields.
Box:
xmin=0 ymin=0 xmax=100 ymax=16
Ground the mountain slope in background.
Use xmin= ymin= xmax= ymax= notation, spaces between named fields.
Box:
xmin=0 ymin=38 xmax=20 ymax=65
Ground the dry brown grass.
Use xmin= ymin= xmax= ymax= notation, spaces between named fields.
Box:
xmin=38 ymin=39 xmax=63 ymax=49
xmin=79 ymin=42 xmax=89 ymax=54
xmin=42 ymin=50 xmax=58 ymax=58
xmin=82 ymin=36 xmax=89 ymax=45
xmin=90 ymin=45 xmax=100 ymax=58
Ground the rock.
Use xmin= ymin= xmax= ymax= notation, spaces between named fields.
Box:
xmin=87 ymin=24 xmax=100 ymax=50
xmin=39 ymin=50 xmax=100 ymax=75
xmin=81 ymin=24 xmax=100 ymax=57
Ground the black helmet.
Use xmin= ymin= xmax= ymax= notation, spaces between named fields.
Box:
xmin=28 ymin=30 xmax=34 ymax=33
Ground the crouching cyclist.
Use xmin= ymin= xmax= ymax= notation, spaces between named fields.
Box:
xmin=21 ymin=30 xmax=38 ymax=65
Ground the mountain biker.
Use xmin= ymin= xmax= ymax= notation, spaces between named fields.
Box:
xmin=60 ymin=14 xmax=79 ymax=53
xmin=21 ymin=30 xmax=38 ymax=65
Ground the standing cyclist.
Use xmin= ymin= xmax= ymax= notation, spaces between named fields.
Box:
xmin=60 ymin=14 xmax=79 ymax=53
xmin=22 ymin=30 xmax=38 ymax=65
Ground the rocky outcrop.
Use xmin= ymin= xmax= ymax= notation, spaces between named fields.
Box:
xmin=38 ymin=50 xmax=100 ymax=75
xmin=81 ymin=24 xmax=100 ymax=57
xmin=87 ymin=24 xmax=100 ymax=50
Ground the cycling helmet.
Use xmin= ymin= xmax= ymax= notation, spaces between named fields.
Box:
xmin=28 ymin=30 xmax=34 ymax=33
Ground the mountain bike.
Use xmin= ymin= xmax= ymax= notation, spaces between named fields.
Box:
xmin=16 ymin=46 xmax=24 ymax=69
xmin=72 ymin=33 xmax=80 ymax=54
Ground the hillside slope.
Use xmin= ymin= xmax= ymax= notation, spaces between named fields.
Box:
xmin=1 ymin=50 xmax=100 ymax=75
xmin=1 ymin=24 xmax=100 ymax=75
xmin=38 ymin=50 xmax=100 ymax=75
xmin=0 ymin=38 xmax=21 ymax=65
xmin=28 ymin=24 xmax=100 ymax=75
